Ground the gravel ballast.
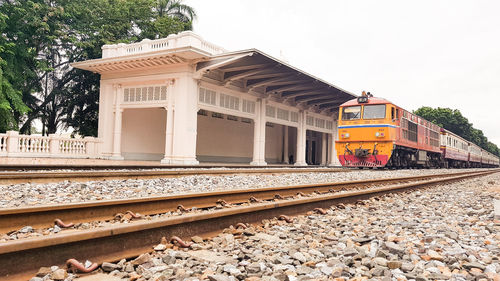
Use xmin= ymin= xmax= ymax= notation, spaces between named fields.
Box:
xmin=0 ymin=168 xmax=489 ymax=208
xmin=30 ymin=171 xmax=500 ymax=281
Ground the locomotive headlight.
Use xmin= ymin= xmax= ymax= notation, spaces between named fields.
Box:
xmin=375 ymin=132 xmax=385 ymax=138
xmin=345 ymin=133 xmax=350 ymax=138
xmin=375 ymin=132 xmax=380 ymax=137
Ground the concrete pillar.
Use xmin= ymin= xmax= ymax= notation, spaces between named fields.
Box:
xmin=110 ymin=84 xmax=124 ymax=160
xmin=328 ymin=121 xmax=341 ymax=166
xmin=295 ymin=111 xmax=307 ymax=166
xmin=283 ymin=126 xmax=289 ymax=164
xmin=6 ymin=130 xmax=19 ymax=154
xmin=321 ymin=132 xmax=327 ymax=165
xmin=251 ymin=98 xmax=267 ymax=165
xmin=161 ymin=82 xmax=175 ymax=164
xmin=49 ymin=134 xmax=60 ymax=155
xmin=167 ymin=75 xmax=199 ymax=165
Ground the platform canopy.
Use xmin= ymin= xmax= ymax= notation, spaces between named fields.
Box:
xmin=72 ymin=32 xmax=356 ymax=115
xmin=197 ymin=50 xmax=356 ymax=114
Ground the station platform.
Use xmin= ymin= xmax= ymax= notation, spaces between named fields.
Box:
xmin=0 ymin=157 xmax=334 ymax=169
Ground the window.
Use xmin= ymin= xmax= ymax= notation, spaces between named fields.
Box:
xmin=396 ymin=109 xmax=400 ymax=119
xmin=391 ymin=107 xmax=395 ymax=120
xmin=124 ymin=86 xmax=167 ymax=102
xmin=277 ymin=108 xmax=289 ymax=121
xmin=199 ymin=87 xmax=216 ymax=105
xmin=341 ymin=106 xmax=361 ymax=120
xmin=306 ymin=116 xmax=314 ymax=126
xmin=242 ymin=99 xmax=255 ymax=114
xmin=219 ymin=93 xmax=239 ymax=110
xmin=266 ymin=105 xmax=276 ymax=118
xmin=363 ymin=105 xmax=386 ymax=119
xmin=290 ymin=112 xmax=299 ymax=123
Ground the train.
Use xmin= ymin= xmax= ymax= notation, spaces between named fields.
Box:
xmin=335 ymin=92 xmax=500 ymax=168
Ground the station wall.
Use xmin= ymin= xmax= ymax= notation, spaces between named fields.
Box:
xmin=121 ymin=108 xmax=166 ymax=160
xmin=196 ymin=113 xmax=291 ymax=164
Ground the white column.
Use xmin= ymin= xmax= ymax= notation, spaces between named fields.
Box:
xmin=110 ymin=84 xmax=124 ymax=160
xmin=161 ymin=81 xmax=175 ymax=164
xmin=328 ymin=121 xmax=341 ymax=166
xmin=168 ymin=75 xmax=199 ymax=165
xmin=321 ymin=132 xmax=327 ymax=165
xmin=295 ymin=111 xmax=307 ymax=166
xmin=251 ymin=98 xmax=267 ymax=165
xmin=283 ymin=126 xmax=289 ymax=164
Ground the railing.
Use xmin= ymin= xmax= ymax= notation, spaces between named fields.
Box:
xmin=101 ymin=31 xmax=227 ymax=58
xmin=0 ymin=131 xmax=100 ymax=159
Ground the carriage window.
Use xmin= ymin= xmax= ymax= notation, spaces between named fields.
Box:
xmin=341 ymin=106 xmax=361 ymax=120
xmin=363 ymin=105 xmax=386 ymax=119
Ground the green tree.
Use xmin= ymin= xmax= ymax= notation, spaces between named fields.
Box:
xmin=0 ymin=0 xmax=196 ymax=136
xmin=414 ymin=106 xmax=500 ymax=156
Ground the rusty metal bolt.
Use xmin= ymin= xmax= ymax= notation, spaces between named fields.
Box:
xmin=216 ymin=199 xmax=229 ymax=206
xmin=313 ymin=208 xmax=327 ymax=215
xmin=249 ymin=196 xmax=260 ymax=203
xmin=235 ymin=223 xmax=248 ymax=229
xmin=170 ymin=236 xmax=192 ymax=248
xmin=177 ymin=205 xmax=189 ymax=212
xmin=126 ymin=210 xmax=142 ymax=219
xmin=278 ymin=215 xmax=293 ymax=223
xmin=54 ymin=219 xmax=74 ymax=228
xmin=66 ymin=258 xmax=98 ymax=273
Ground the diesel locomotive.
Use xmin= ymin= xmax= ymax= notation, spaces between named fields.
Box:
xmin=335 ymin=92 xmax=499 ymax=168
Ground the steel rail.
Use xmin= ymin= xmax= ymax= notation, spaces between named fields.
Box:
xmin=0 ymin=169 xmax=497 ymax=280
xmin=0 ymin=167 xmax=348 ymax=184
xmin=0 ymin=170 xmax=490 ymax=233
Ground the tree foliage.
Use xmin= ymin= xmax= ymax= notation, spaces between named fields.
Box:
xmin=0 ymin=0 xmax=196 ymax=135
xmin=414 ymin=107 xmax=500 ymax=156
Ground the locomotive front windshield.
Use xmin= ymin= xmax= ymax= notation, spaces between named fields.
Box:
xmin=363 ymin=104 xmax=386 ymax=119
xmin=341 ymin=106 xmax=361 ymax=120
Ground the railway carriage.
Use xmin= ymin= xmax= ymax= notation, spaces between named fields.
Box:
xmin=440 ymin=129 xmax=470 ymax=168
xmin=335 ymin=93 xmax=499 ymax=168
xmin=482 ymin=150 xmax=500 ymax=167
xmin=468 ymin=142 xmax=482 ymax=168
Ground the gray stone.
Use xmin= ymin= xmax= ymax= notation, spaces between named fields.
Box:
xmin=463 ymin=262 xmax=486 ymax=270
xmin=292 ymin=252 xmax=307 ymax=263
xmin=384 ymin=242 xmax=405 ymax=255
xmin=101 ymin=262 xmax=121 ymax=272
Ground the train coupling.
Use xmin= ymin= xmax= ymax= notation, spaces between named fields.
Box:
xmin=355 ymin=148 xmax=371 ymax=158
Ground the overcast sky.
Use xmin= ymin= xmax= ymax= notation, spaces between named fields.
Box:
xmin=185 ymin=0 xmax=500 ymax=145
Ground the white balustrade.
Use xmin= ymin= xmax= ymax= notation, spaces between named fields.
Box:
xmin=0 ymin=131 xmax=101 ymax=159
xmin=101 ymin=31 xmax=226 ymax=58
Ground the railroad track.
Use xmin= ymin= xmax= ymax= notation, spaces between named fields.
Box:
xmin=0 ymin=169 xmax=497 ymax=280
xmin=0 ymin=167 xmax=348 ymax=184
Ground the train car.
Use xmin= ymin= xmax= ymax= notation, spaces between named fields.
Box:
xmin=468 ymin=142 xmax=482 ymax=168
xmin=440 ymin=129 xmax=469 ymax=168
xmin=482 ymin=150 xmax=500 ymax=167
xmin=335 ymin=93 xmax=442 ymax=168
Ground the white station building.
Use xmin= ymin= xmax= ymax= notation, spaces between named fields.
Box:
xmin=72 ymin=32 xmax=356 ymax=166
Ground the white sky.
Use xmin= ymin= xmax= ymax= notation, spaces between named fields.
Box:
xmin=185 ymin=0 xmax=500 ymax=146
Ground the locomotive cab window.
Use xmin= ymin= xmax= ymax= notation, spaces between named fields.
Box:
xmin=391 ymin=107 xmax=395 ymax=120
xmin=363 ymin=104 xmax=386 ymax=119
xmin=341 ymin=106 xmax=361 ymax=120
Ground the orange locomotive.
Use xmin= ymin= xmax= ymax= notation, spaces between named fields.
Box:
xmin=335 ymin=92 xmax=442 ymax=168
